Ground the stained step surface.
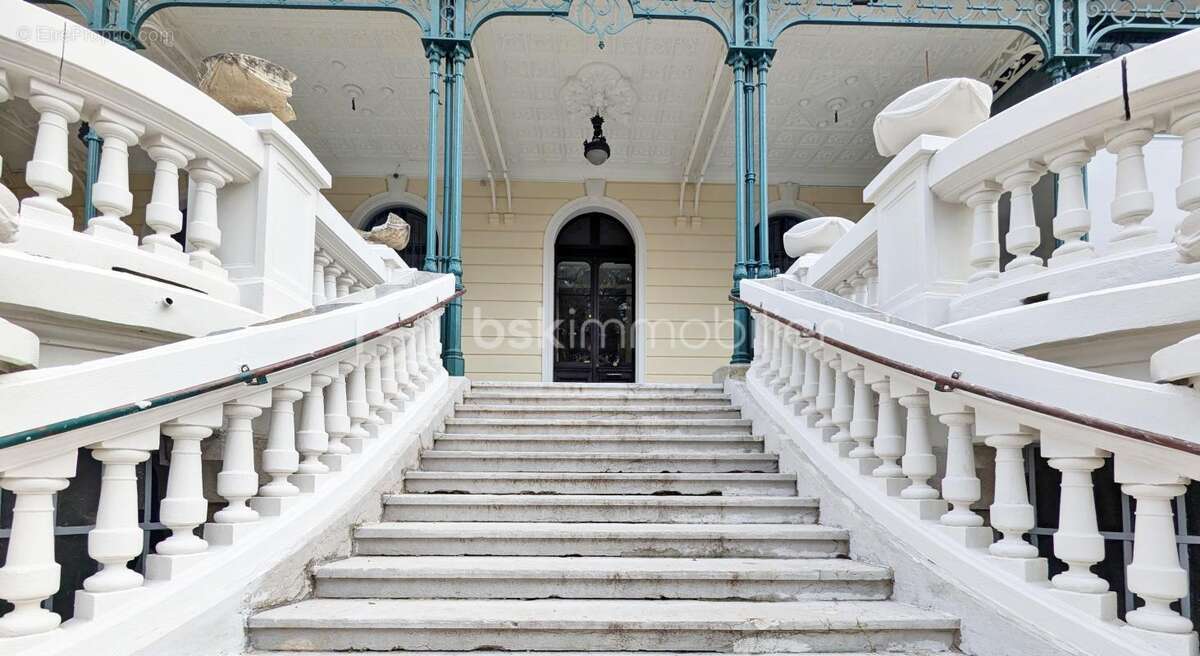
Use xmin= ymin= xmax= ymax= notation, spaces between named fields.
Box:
xmin=417 ymin=451 xmax=779 ymax=473
xmin=248 ymin=599 xmax=959 ymax=652
xmin=402 ymin=471 xmax=797 ymax=495
xmin=431 ymin=433 xmax=765 ymax=453
xmin=382 ymin=494 xmax=818 ymax=523
xmin=442 ymin=417 xmax=754 ymax=436
xmin=313 ymin=556 xmax=892 ymax=600
xmin=353 ymin=522 xmax=849 ymax=558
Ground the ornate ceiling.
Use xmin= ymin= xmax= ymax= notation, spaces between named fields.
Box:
xmin=103 ymin=8 xmax=1019 ymax=186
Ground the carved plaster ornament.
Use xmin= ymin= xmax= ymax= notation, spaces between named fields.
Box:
xmin=560 ymin=62 xmax=636 ymax=121
xmin=199 ymin=53 xmax=298 ymax=123
xmin=782 ymin=216 xmax=856 ymax=282
xmin=872 ymin=77 xmax=992 ymax=157
xmin=365 ymin=213 xmax=412 ymax=250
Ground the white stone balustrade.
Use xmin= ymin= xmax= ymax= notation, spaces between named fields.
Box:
xmin=0 ymin=276 xmax=453 ymax=641
xmin=740 ymin=276 xmax=1200 ymax=656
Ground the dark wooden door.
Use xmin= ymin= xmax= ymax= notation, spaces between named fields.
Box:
xmin=552 ymin=214 xmax=635 ymax=383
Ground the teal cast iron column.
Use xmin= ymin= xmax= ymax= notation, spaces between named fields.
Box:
xmin=441 ymin=43 xmax=470 ymax=376
xmin=422 ymin=41 xmax=443 ymax=272
xmin=439 ymin=48 xmax=457 ymax=273
xmin=727 ymin=50 xmax=752 ymax=365
xmin=742 ymin=58 xmax=758 ymax=278
xmin=755 ymin=54 xmax=772 ymax=278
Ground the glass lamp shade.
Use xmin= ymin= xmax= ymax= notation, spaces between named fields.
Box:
xmin=582 ymin=113 xmax=610 ymax=166
xmin=584 ymin=142 xmax=610 ymax=165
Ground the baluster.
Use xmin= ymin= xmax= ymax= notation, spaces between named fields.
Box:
xmin=781 ymin=334 xmax=805 ymax=403
xmin=253 ymin=381 xmax=307 ymax=516
xmin=862 ymin=260 xmax=879 ymax=306
xmin=393 ymin=333 xmax=418 ymax=400
xmin=417 ymin=317 xmax=437 ymax=379
xmin=407 ymin=326 xmax=429 ymax=389
xmin=313 ymin=249 xmax=330 ymax=306
xmin=999 ymin=161 xmax=1047 ymax=276
xmin=1117 ymin=469 xmax=1193 ymax=638
xmin=834 ymin=281 xmax=853 ymax=298
xmin=20 ymin=80 xmax=84 ymax=230
xmin=147 ymin=407 xmax=222 ymax=580
xmin=76 ymin=427 xmax=160 ymax=618
xmin=1046 ymin=142 xmax=1095 ymax=266
xmin=930 ymin=396 xmax=991 ymax=548
xmin=770 ymin=329 xmax=793 ymax=393
xmin=321 ymin=360 xmax=354 ymax=471
xmin=869 ymin=375 xmax=907 ymax=496
xmin=964 ymin=182 xmax=1003 ymax=286
xmin=798 ymin=342 xmax=821 ymax=425
xmin=0 ymin=451 xmax=77 ymax=636
xmin=1105 ymin=121 xmax=1158 ymax=251
xmin=978 ymin=415 xmax=1046 ymax=581
xmin=324 ymin=262 xmax=342 ymax=302
xmin=1171 ymin=105 xmax=1200 ymax=260
xmin=848 ymin=272 xmax=866 ymax=304
xmin=1041 ymin=439 xmax=1116 ymax=620
xmin=756 ymin=319 xmax=775 ymax=380
xmin=364 ymin=351 xmax=388 ymax=437
xmin=206 ymin=395 xmax=269 ymax=545
xmin=830 ymin=356 xmax=855 ymax=456
xmin=749 ymin=315 xmax=766 ymax=376
xmin=141 ymin=135 xmax=193 ymax=259
xmin=847 ymin=363 xmax=878 ymax=474
xmin=346 ymin=351 xmax=372 ymax=452
xmin=813 ymin=350 xmax=838 ymax=440
xmin=897 ymin=388 xmax=943 ymax=517
xmin=350 ymin=282 xmax=367 ymax=293
xmin=378 ymin=342 xmax=402 ymax=423
xmin=186 ymin=160 xmax=231 ymax=276
xmin=428 ymin=311 xmax=445 ymax=374
xmin=294 ymin=368 xmax=335 ymax=491
xmin=84 ymin=108 xmax=145 ymax=245
xmin=336 ymin=271 xmax=356 ymax=298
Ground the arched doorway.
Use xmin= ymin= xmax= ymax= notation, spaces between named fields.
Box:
xmin=552 ymin=213 xmax=636 ymax=383
xmin=362 ymin=205 xmax=435 ymax=269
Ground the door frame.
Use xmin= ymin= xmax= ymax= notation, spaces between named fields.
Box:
xmin=541 ymin=195 xmax=646 ymax=383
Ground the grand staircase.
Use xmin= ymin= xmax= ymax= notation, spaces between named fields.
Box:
xmin=248 ymin=382 xmax=961 ymax=654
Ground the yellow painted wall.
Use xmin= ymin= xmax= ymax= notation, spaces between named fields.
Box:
xmin=326 ymin=175 xmax=870 ymax=383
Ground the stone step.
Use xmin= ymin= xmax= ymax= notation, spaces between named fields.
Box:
xmin=353 ymin=522 xmax=847 ymax=558
xmin=402 ymin=471 xmax=797 ymax=496
xmin=248 ymin=599 xmax=959 ymax=652
xmin=431 ymin=433 xmax=765 ymax=453
xmin=442 ymin=418 xmax=754 ymax=436
xmin=417 ymin=451 xmax=778 ymax=473
xmin=453 ymin=404 xmax=743 ymax=420
xmin=382 ymin=494 xmax=818 ymax=523
xmin=312 ymin=556 xmax=893 ymax=601
xmin=253 ymin=651 xmax=958 ymax=656
xmin=464 ymin=391 xmax=734 ymax=406
xmin=469 ymin=382 xmax=725 ymax=395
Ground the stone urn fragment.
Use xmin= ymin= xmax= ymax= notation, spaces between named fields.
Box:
xmin=872 ymin=77 xmax=992 ymax=157
xmin=365 ymin=213 xmax=412 ymax=250
xmin=782 ymin=216 xmax=855 ymax=281
xmin=199 ymin=53 xmax=298 ymax=123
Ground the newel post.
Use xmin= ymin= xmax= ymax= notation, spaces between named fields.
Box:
xmin=863 ymin=135 xmax=973 ymax=326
